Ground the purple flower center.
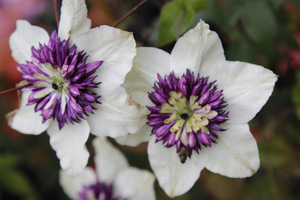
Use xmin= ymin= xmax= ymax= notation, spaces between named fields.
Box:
xmin=148 ymin=69 xmax=229 ymax=163
xmin=18 ymin=31 xmax=103 ymax=129
xmin=78 ymin=181 xmax=126 ymax=200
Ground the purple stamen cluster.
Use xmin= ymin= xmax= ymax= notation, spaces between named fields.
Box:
xmin=78 ymin=181 xmax=126 ymax=200
xmin=147 ymin=69 xmax=229 ymax=163
xmin=18 ymin=31 xmax=103 ymax=129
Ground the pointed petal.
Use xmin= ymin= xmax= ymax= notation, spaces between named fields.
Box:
xmin=73 ymin=25 xmax=136 ymax=91
xmin=92 ymin=137 xmax=129 ymax=184
xmin=7 ymin=91 xmax=50 ymax=135
xmin=169 ymin=20 xmax=277 ymax=124
xmin=148 ymin=137 xmax=204 ymax=198
xmin=88 ymin=87 xmax=149 ymax=138
xmin=115 ymin=124 xmax=151 ymax=147
xmin=9 ymin=20 xmax=49 ymax=64
xmin=47 ymin=120 xmax=90 ymax=175
xmin=114 ymin=168 xmax=156 ymax=200
xmin=123 ymin=47 xmax=171 ymax=107
xmin=59 ymin=167 xmax=96 ymax=199
xmin=58 ymin=0 xmax=91 ymax=40
xmin=211 ymin=61 xmax=277 ymax=123
xmin=199 ymin=123 xmax=260 ymax=178
xmin=170 ymin=20 xmax=225 ymax=76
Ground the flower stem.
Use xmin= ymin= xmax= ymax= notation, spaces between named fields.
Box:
xmin=113 ymin=0 xmax=149 ymax=27
xmin=0 ymin=84 xmax=29 ymax=95
xmin=53 ymin=0 xmax=60 ymax=27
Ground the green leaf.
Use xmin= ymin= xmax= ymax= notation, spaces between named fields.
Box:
xmin=174 ymin=0 xmax=206 ymax=12
xmin=181 ymin=6 xmax=196 ymax=32
xmin=224 ymin=0 xmax=244 ymax=25
xmin=0 ymin=154 xmax=19 ymax=171
xmin=158 ymin=2 xmax=195 ymax=46
xmin=0 ymin=170 xmax=37 ymax=200
xmin=241 ymin=0 xmax=278 ymax=44
xmin=189 ymin=0 xmax=206 ymax=12
xmin=292 ymin=72 xmax=300 ymax=119
xmin=173 ymin=0 xmax=186 ymax=7
xmin=197 ymin=0 xmax=224 ymax=29
xmin=226 ymin=38 xmax=256 ymax=63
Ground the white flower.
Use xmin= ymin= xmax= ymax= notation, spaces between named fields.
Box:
xmin=7 ymin=0 xmax=148 ymax=175
xmin=118 ymin=20 xmax=278 ymax=197
xmin=59 ymin=137 xmax=156 ymax=200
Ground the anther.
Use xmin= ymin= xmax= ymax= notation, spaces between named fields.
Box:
xmin=177 ymin=146 xmax=189 ymax=164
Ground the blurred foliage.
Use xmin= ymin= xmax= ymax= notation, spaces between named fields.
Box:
xmin=0 ymin=154 xmax=37 ymax=200
xmin=0 ymin=0 xmax=300 ymax=199
xmin=158 ymin=0 xmax=206 ymax=46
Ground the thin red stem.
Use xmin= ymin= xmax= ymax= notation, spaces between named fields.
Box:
xmin=177 ymin=9 xmax=184 ymax=40
xmin=0 ymin=84 xmax=29 ymax=95
xmin=53 ymin=0 xmax=60 ymax=27
xmin=113 ymin=0 xmax=149 ymax=27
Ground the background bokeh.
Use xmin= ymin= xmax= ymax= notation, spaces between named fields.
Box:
xmin=0 ymin=0 xmax=300 ymax=199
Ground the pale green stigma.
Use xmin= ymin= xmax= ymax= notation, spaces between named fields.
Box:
xmin=159 ymin=91 xmax=218 ymax=136
xmin=33 ymin=63 xmax=69 ymax=94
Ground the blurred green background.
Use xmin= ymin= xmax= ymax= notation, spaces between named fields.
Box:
xmin=0 ymin=0 xmax=300 ymax=199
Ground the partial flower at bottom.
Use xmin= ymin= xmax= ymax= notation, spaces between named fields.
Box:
xmin=6 ymin=0 xmax=148 ymax=175
xmin=59 ymin=137 xmax=156 ymax=200
xmin=117 ymin=20 xmax=278 ymax=197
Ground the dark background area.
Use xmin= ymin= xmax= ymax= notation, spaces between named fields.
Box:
xmin=0 ymin=0 xmax=300 ymax=199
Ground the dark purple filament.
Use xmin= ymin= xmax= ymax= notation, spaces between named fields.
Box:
xmin=18 ymin=31 xmax=103 ymax=129
xmin=78 ymin=181 xmax=126 ymax=200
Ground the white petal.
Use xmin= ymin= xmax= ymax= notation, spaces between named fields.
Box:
xmin=92 ymin=137 xmax=129 ymax=184
xmin=211 ymin=61 xmax=277 ymax=124
xmin=73 ymin=25 xmax=136 ymax=91
xmin=47 ymin=120 xmax=90 ymax=175
xmin=148 ymin=137 xmax=204 ymax=197
xmin=170 ymin=20 xmax=225 ymax=76
xmin=59 ymin=167 xmax=96 ymax=200
xmin=88 ymin=87 xmax=149 ymax=138
xmin=123 ymin=47 xmax=171 ymax=107
xmin=9 ymin=20 xmax=49 ymax=64
xmin=115 ymin=124 xmax=151 ymax=147
xmin=7 ymin=91 xmax=50 ymax=135
xmin=114 ymin=168 xmax=156 ymax=200
xmin=58 ymin=0 xmax=91 ymax=40
xmin=199 ymin=123 xmax=260 ymax=178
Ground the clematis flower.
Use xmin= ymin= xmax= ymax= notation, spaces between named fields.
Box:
xmin=6 ymin=0 xmax=148 ymax=175
xmin=118 ymin=20 xmax=278 ymax=197
xmin=60 ymin=137 xmax=156 ymax=200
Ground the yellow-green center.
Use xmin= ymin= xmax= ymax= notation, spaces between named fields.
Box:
xmin=159 ymin=91 xmax=218 ymax=138
xmin=32 ymin=63 xmax=69 ymax=97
